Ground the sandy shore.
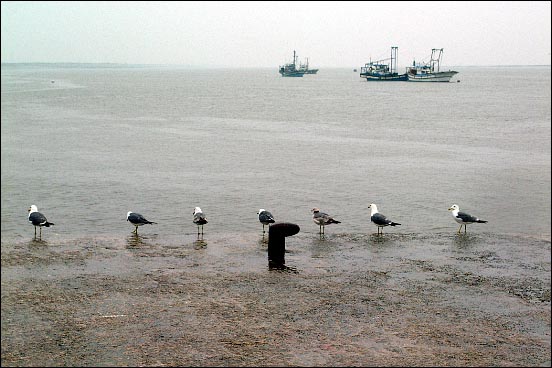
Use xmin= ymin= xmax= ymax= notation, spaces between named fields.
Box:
xmin=1 ymin=231 xmax=550 ymax=366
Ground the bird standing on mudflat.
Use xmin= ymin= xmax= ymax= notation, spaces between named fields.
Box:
xmin=368 ymin=203 xmax=401 ymax=235
xmin=28 ymin=205 xmax=54 ymax=239
xmin=126 ymin=211 xmax=157 ymax=234
xmin=448 ymin=204 xmax=487 ymax=234
xmin=193 ymin=207 xmax=208 ymax=236
xmin=257 ymin=209 xmax=275 ymax=234
xmin=311 ymin=208 xmax=341 ymax=235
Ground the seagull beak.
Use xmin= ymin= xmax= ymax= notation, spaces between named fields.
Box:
xmin=448 ymin=207 xmax=453 ymax=211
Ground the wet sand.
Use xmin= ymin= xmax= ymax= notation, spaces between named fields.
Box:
xmin=1 ymin=231 xmax=550 ymax=366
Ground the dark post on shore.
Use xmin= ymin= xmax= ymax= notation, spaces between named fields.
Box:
xmin=268 ymin=222 xmax=300 ymax=269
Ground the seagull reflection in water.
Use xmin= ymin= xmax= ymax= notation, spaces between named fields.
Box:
xmin=193 ymin=238 xmax=207 ymax=249
xmin=126 ymin=233 xmax=147 ymax=247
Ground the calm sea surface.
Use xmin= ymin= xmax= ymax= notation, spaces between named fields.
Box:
xmin=1 ymin=65 xmax=550 ymax=243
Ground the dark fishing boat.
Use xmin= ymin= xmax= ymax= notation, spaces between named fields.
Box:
xmin=360 ymin=46 xmax=408 ymax=81
xmin=279 ymin=50 xmax=305 ymax=77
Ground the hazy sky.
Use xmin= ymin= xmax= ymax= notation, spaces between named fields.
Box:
xmin=1 ymin=1 xmax=551 ymax=67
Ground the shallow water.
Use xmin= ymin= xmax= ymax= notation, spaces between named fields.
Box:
xmin=1 ymin=65 xmax=550 ymax=242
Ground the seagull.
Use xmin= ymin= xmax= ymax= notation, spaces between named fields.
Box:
xmin=257 ymin=209 xmax=275 ymax=234
xmin=311 ymin=208 xmax=341 ymax=235
xmin=28 ymin=205 xmax=54 ymax=238
xmin=368 ymin=203 xmax=401 ymax=235
xmin=126 ymin=211 xmax=157 ymax=234
xmin=448 ymin=204 xmax=487 ymax=234
xmin=193 ymin=207 xmax=208 ymax=236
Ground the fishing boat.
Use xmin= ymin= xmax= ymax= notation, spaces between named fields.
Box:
xmin=299 ymin=58 xmax=318 ymax=74
xmin=406 ymin=48 xmax=458 ymax=82
xmin=359 ymin=46 xmax=408 ymax=81
xmin=279 ymin=50 xmax=306 ymax=77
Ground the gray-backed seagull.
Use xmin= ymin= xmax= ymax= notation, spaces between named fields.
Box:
xmin=126 ymin=211 xmax=157 ymax=234
xmin=368 ymin=203 xmax=401 ymax=235
xmin=28 ymin=205 xmax=55 ymax=238
xmin=311 ymin=208 xmax=341 ymax=235
xmin=193 ymin=207 xmax=208 ymax=236
xmin=448 ymin=204 xmax=487 ymax=234
xmin=257 ymin=209 xmax=275 ymax=234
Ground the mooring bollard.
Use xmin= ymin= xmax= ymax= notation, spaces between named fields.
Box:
xmin=268 ymin=222 xmax=300 ymax=269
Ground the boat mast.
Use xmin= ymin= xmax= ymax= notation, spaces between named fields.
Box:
xmin=391 ymin=46 xmax=398 ymax=74
xmin=431 ymin=48 xmax=443 ymax=72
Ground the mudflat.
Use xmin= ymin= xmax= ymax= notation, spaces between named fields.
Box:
xmin=1 ymin=232 xmax=550 ymax=366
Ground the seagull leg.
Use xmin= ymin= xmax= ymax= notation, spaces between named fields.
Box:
xmin=34 ymin=226 xmax=37 ymax=238
xmin=262 ymin=224 xmax=265 ymax=234
xmin=457 ymin=224 xmax=462 ymax=234
xmin=39 ymin=227 xmax=42 ymax=238
xmin=464 ymin=224 xmax=467 ymax=234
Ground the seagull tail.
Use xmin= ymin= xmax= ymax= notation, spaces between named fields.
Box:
xmin=476 ymin=220 xmax=487 ymax=223
xmin=45 ymin=222 xmax=54 ymax=227
xmin=390 ymin=222 xmax=401 ymax=226
xmin=330 ymin=219 xmax=341 ymax=224
xmin=149 ymin=221 xmax=157 ymax=225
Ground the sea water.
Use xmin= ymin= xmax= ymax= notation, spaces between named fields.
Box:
xmin=2 ymin=64 xmax=550 ymax=242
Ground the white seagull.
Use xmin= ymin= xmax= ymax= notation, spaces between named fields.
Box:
xmin=368 ymin=203 xmax=401 ymax=235
xmin=28 ymin=205 xmax=55 ymax=238
xmin=126 ymin=211 xmax=157 ymax=234
xmin=193 ymin=207 xmax=208 ymax=236
xmin=257 ymin=209 xmax=275 ymax=234
xmin=448 ymin=204 xmax=487 ymax=234
xmin=311 ymin=208 xmax=341 ymax=235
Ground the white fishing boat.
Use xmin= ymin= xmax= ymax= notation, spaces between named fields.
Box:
xmin=299 ymin=57 xmax=318 ymax=74
xmin=407 ymin=48 xmax=458 ymax=82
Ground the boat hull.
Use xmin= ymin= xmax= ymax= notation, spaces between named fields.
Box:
xmin=280 ymin=72 xmax=304 ymax=77
xmin=362 ymin=73 xmax=408 ymax=81
xmin=407 ymin=71 xmax=458 ymax=82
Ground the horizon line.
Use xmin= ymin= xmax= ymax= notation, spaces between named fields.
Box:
xmin=2 ymin=62 xmax=551 ymax=68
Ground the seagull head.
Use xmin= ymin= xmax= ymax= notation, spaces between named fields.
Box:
xmin=448 ymin=204 xmax=459 ymax=211
xmin=311 ymin=208 xmax=320 ymax=214
xmin=127 ymin=211 xmax=133 ymax=219
xmin=28 ymin=205 xmax=38 ymax=213
xmin=193 ymin=207 xmax=202 ymax=215
xmin=368 ymin=203 xmax=378 ymax=214
xmin=257 ymin=209 xmax=265 ymax=215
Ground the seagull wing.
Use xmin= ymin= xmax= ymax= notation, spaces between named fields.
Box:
xmin=259 ymin=211 xmax=275 ymax=224
xmin=29 ymin=212 xmax=48 ymax=226
xmin=371 ymin=213 xmax=391 ymax=226
xmin=457 ymin=211 xmax=478 ymax=223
